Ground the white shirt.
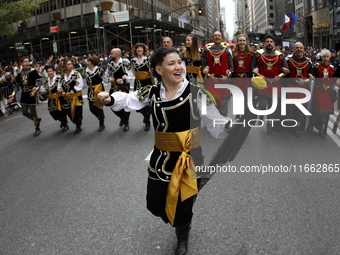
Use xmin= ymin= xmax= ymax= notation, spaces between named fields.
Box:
xmin=109 ymin=79 xmax=229 ymax=139
xmin=58 ymin=70 xmax=83 ymax=92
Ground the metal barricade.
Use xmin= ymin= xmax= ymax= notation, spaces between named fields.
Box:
xmin=0 ymin=85 xmax=21 ymax=115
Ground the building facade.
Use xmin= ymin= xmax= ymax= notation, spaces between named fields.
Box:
xmin=1 ymin=0 xmax=222 ymax=63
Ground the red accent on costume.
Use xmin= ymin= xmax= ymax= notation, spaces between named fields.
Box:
xmin=232 ymin=51 xmax=253 ymax=93
xmin=205 ymin=47 xmax=230 ymax=99
xmin=287 ymin=58 xmax=310 ymax=99
xmin=257 ymin=53 xmax=282 ymax=96
xmin=313 ymin=64 xmax=335 ymax=113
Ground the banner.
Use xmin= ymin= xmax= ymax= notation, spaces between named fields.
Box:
xmin=94 ymin=7 xmax=99 ymax=28
xmin=109 ymin=10 xmax=129 ymax=23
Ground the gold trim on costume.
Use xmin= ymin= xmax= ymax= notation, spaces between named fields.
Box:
xmin=63 ymin=91 xmax=82 ymax=120
xmin=88 ymin=84 xmax=104 ymax=109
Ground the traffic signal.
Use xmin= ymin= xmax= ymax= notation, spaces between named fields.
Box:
xmin=198 ymin=8 xmax=204 ymax=16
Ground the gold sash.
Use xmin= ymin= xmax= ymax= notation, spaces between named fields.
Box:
xmin=48 ymin=93 xmax=62 ymax=111
xmin=186 ymin=66 xmax=203 ymax=78
xmin=88 ymin=84 xmax=104 ymax=109
xmin=135 ymin=71 xmax=152 ymax=80
xmin=63 ymin=91 xmax=82 ymax=120
xmin=154 ymin=127 xmax=200 ymax=226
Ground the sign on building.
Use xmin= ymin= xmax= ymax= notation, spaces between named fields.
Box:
xmin=109 ymin=10 xmax=129 ymax=23
xmin=50 ymin=26 xmax=59 ymax=33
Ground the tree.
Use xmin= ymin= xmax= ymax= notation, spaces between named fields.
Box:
xmin=233 ymin=29 xmax=244 ymax=38
xmin=0 ymin=0 xmax=41 ymax=38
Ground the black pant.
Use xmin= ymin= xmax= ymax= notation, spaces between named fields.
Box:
xmin=22 ymin=104 xmax=37 ymax=119
xmin=112 ymin=108 xmax=130 ymax=125
xmin=89 ymin=101 xmax=104 ymax=121
xmin=146 ymin=177 xmax=198 ymax=227
xmin=62 ymin=105 xmax=83 ymax=127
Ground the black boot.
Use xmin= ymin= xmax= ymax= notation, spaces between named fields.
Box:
xmin=318 ymin=127 xmax=325 ymax=139
xmin=74 ymin=125 xmax=82 ymax=135
xmin=34 ymin=128 xmax=41 ymax=137
xmin=123 ymin=122 xmax=129 ymax=132
xmin=175 ymin=222 xmax=191 ymax=255
xmin=333 ymin=121 xmax=339 ymax=134
xmin=144 ymin=120 xmax=150 ymax=131
xmin=61 ymin=125 xmax=69 ymax=132
xmin=33 ymin=118 xmax=41 ymax=137
xmin=97 ymin=119 xmax=105 ymax=132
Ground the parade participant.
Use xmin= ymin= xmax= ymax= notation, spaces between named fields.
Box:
xmin=251 ymin=34 xmax=289 ymax=135
xmin=8 ymin=57 xmax=42 ymax=137
xmin=202 ymin=31 xmax=233 ymax=116
xmin=105 ymin=48 xmax=133 ymax=131
xmin=332 ymin=68 xmax=340 ymax=134
xmin=162 ymin=36 xmax=174 ymax=47
xmin=130 ymin=42 xmax=154 ymax=131
xmin=59 ymin=58 xmax=84 ymax=135
xmin=85 ymin=54 xmax=106 ymax=132
xmin=311 ymin=49 xmax=336 ymax=139
xmin=98 ymin=47 xmax=229 ymax=255
xmin=285 ymin=42 xmax=314 ymax=138
xmin=181 ymin=34 xmax=203 ymax=86
xmin=231 ymin=34 xmax=254 ymax=118
xmin=44 ymin=65 xmax=64 ymax=130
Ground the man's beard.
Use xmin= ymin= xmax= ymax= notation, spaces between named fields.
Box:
xmin=111 ymin=56 xmax=116 ymax=61
xmin=265 ymin=45 xmax=273 ymax=51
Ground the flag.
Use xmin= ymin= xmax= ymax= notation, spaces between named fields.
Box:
xmin=94 ymin=7 xmax=99 ymax=28
xmin=178 ymin=11 xmax=191 ymax=24
xmin=281 ymin=14 xmax=290 ymax=33
xmin=29 ymin=53 xmax=34 ymax=62
xmin=289 ymin=11 xmax=298 ymax=28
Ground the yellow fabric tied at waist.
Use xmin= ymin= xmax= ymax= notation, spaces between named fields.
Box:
xmin=186 ymin=66 xmax=203 ymax=79
xmin=135 ymin=71 xmax=152 ymax=80
xmin=48 ymin=92 xmax=62 ymax=111
xmin=63 ymin=91 xmax=82 ymax=120
xmin=155 ymin=127 xmax=200 ymax=226
xmin=89 ymin=84 xmax=104 ymax=109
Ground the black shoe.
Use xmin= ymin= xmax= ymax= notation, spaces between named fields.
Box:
xmin=318 ymin=129 xmax=325 ymax=139
xmin=123 ymin=123 xmax=129 ymax=132
xmin=61 ymin=125 xmax=69 ymax=132
xmin=144 ymin=122 xmax=150 ymax=131
xmin=97 ymin=124 xmax=105 ymax=132
xmin=119 ymin=120 xmax=124 ymax=127
xmin=333 ymin=122 xmax=338 ymax=134
xmin=175 ymin=223 xmax=191 ymax=255
xmin=266 ymin=124 xmax=272 ymax=135
xmin=74 ymin=126 xmax=82 ymax=135
xmin=34 ymin=128 xmax=41 ymax=137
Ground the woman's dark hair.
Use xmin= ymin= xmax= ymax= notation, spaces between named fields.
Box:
xmin=87 ymin=54 xmax=99 ymax=66
xmin=150 ymin=47 xmax=179 ymax=82
xmin=183 ymin=34 xmax=201 ymax=61
xmin=45 ymin=64 xmax=54 ymax=71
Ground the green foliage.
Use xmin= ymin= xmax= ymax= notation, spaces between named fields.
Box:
xmin=233 ymin=29 xmax=244 ymax=38
xmin=0 ymin=0 xmax=41 ymax=38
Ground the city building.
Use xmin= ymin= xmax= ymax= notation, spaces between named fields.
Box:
xmin=0 ymin=0 xmax=223 ymax=63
